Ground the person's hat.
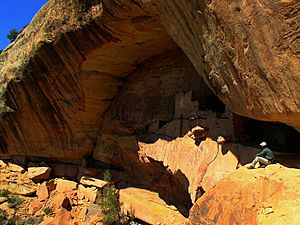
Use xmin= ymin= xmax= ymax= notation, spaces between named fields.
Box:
xmin=260 ymin=142 xmax=267 ymax=147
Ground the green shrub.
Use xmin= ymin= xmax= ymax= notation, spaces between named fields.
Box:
xmin=7 ymin=195 xmax=22 ymax=208
xmin=8 ymin=216 xmax=22 ymax=225
xmin=0 ymin=215 xmax=43 ymax=225
xmin=43 ymin=207 xmax=53 ymax=216
xmin=103 ymin=170 xmax=112 ymax=182
xmin=7 ymin=29 xmax=19 ymax=42
xmin=0 ymin=196 xmax=42 ymax=225
xmin=0 ymin=209 xmax=8 ymax=224
xmin=96 ymin=170 xmax=132 ymax=225
xmin=0 ymin=189 xmax=10 ymax=198
xmin=0 ymin=211 xmax=21 ymax=225
xmin=22 ymin=216 xmax=43 ymax=225
xmin=97 ymin=184 xmax=120 ymax=224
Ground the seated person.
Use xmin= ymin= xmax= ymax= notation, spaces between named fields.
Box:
xmin=248 ymin=142 xmax=275 ymax=169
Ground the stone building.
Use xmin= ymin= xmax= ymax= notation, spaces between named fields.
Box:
xmin=149 ymin=91 xmax=234 ymax=140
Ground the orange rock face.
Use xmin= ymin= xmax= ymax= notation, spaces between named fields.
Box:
xmin=188 ymin=165 xmax=300 ymax=225
xmin=0 ymin=1 xmax=299 ymax=223
xmin=55 ymin=179 xmax=78 ymax=193
xmin=1 ymin=0 xmax=297 ymax=168
xmin=40 ymin=208 xmax=73 ymax=225
xmin=119 ymin=187 xmax=188 ymax=225
xmin=37 ymin=183 xmax=49 ymax=201
xmin=140 ymin=137 xmax=240 ymax=203
xmin=0 ymin=0 xmax=177 ymax=160
xmin=159 ymin=0 xmax=300 ymax=131
xmin=28 ymin=199 xmax=42 ymax=215
xmin=27 ymin=167 xmax=51 ymax=181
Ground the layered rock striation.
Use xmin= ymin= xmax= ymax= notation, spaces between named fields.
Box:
xmin=159 ymin=0 xmax=300 ymax=130
xmin=188 ymin=165 xmax=300 ymax=225
xmin=0 ymin=1 xmax=300 ymax=223
xmin=0 ymin=160 xmax=188 ymax=225
xmin=120 ymin=187 xmax=188 ymax=225
xmin=0 ymin=0 xmax=178 ymax=160
xmin=1 ymin=0 xmax=300 ymax=159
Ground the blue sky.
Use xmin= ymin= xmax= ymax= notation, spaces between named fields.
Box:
xmin=0 ymin=0 xmax=48 ymax=50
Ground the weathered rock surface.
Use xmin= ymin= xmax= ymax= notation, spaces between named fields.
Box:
xmin=55 ymin=179 xmax=77 ymax=193
xmin=0 ymin=160 xmax=190 ymax=224
xmin=119 ymin=187 xmax=188 ymax=225
xmin=51 ymin=164 xmax=79 ymax=178
xmin=96 ymin=48 xmax=211 ymax=135
xmin=8 ymin=163 xmax=25 ymax=173
xmin=93 ymin=122 xmax=263 ymax=211
xmin=36 ymin=182 xmax=49 ymax=201
xmin=94 ymin=134 xmax=194 ymax=215
xmin=29 ymin=198 xmax=42 ymax=215
xmin=79 ymin=176 xmax=107 ymax=189
xmin=40 ymin=208 xmax=73 ymax=225
xmin=140 ymin=137 xmax=242 ymax=203
xmin=0 ymin=1 xmax=300 ymax=223
xmin=78 ymin=184 xmax=97 ymax=204
xmin=27 ymin=166 xmax=51 ymax=181
xmin=1 ymin=0 xmax=298 ymax=169
xmin=188 ymin=165 xmax=300 ymax=225
xmin=0 ymin=162 xmax=37 ymax=196
xmin=0 ymin=0 xmax=177 ymax=160
xmin=0 ymin=197 xmax=7 ymax=204
xmin=159 ymin=0 xmax=300 ymax=131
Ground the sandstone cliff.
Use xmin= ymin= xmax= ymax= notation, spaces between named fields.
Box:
xmin=0 ymin=0 xmax=178 ymax=160
xmin=159 ymin=0 xmax=300 ymax=130
xmin=0 ymin=0 xmax=299 ymax=159
xmin=0 ymin=1 xmax=300 ymax=224
xmin=0 ymin=160 xmax=188 ymax=225
xmin=188 ymin=165 xmax=300 ymax=225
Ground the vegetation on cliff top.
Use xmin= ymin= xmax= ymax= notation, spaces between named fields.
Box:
xmin=6 ymin=29 xmax=19 ymax=43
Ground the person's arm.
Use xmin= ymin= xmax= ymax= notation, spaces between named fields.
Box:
xmin=256 ymin=149 xmax=267 ymax=157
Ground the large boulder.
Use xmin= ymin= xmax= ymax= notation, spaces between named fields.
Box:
xmin=140 ymin=137 xmax=243 ymax=203
xmin=79 ymin=176 xmax=107 ymax=189
xmin=159 ymin=0 xmax=300 ymax=131
xmin=188 ymin=165 xmax=300 ymax=225
xmin=119 ymin=187 xmax=188 ymax=225
xmin=27 ymin=166 xmax=51 ymax=181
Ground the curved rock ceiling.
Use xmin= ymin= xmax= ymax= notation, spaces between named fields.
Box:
xmin=159 ymin=0 xmax=300 ymax=130
xmin=0 ymin=0 xmax=177 ymax=160
xmin=0 ymin=0 xmax=299 ymax=160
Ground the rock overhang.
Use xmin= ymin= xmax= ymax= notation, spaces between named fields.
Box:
xmin=0 ymin=0 xmax=179 ymax=160
xmin=158 ymin=0 xmax=300 ymax=131
xmin=0 ymin=0 xmax=300 ymax=161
